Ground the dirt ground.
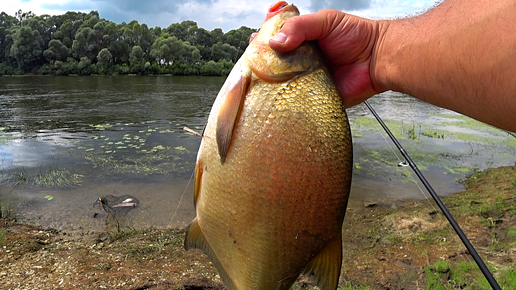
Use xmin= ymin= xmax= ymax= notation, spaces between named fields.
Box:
xmin=1 ymin=166 xmax=516 ymax=290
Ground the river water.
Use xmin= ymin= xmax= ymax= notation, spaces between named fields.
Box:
xmin=0 ymin=76 xmax=515 ymax=232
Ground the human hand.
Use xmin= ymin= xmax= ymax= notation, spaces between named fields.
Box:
xmin=269 ymin=9 xmax=383 ymax=108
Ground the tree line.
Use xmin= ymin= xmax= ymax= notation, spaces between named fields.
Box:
xmin=0 ymin=10 xmax=257 ymax=76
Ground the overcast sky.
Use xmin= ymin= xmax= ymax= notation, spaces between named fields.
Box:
xmin=3 ymin=0 xmax=441 ymax=32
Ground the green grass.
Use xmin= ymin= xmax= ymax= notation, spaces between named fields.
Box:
xmin=105 ymin=227 xmax=185 ymax=261
xmin=500 ymin=268 xmax=516 ymax=290
xmin=422 ymin=260 xmax=516 ymax=289
xmin=476 ymin=198 xmax=511 ymax=221
xmin=507 ymin=227 xmax=516 ymax=238
xmin=107 ymin=226 xmax=139 ymax=242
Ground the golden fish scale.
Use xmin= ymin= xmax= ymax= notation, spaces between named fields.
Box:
xmin=196 ymin=67 xmax=352 ymax=289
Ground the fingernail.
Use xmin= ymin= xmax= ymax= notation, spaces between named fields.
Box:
xmin=271 ymin=32 xmax=287 ymax=43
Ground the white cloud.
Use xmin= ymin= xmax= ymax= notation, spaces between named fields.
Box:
xmin=355 ymin=0 xmax=439 ymax=19
xmin=3 ymin=0 xmax=440 ymax=31
xmin=3 ymin=0 xmax=69 ymax=17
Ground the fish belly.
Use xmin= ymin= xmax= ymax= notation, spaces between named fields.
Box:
xmin=196 ymin=68 xmax=352 ymax=290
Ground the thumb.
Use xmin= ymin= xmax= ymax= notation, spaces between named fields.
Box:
xmin=268 ymin=18 xmax=305 ymax=52
xmin=269 ymin=10 xmax=342 ymax=52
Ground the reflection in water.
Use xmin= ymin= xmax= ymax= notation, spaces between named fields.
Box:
xmin=0 ymin=76 xmax=217 ymax=231
xmin=0 ymin=77 xmax=515 ymax=231
xmin=347 ymin=91 xmax=516 ymax=210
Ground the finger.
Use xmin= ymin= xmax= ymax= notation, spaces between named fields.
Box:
xmin=269 ymin=9 xmax=343 ymax=52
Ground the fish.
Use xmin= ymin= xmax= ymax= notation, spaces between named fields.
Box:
xmin=184 ymin=1 xmax=353 ymax=290
xmin=94 ymin=195 xmax=140 ymax=212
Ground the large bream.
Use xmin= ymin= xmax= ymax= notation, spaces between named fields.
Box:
xmin=184 ymin=2 xmax=353 ymax=289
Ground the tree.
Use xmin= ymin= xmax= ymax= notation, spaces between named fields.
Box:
xmin=166 ymin=20 xmax=198 ymax=42
xmin=0 ymin=9 xmax=255 ymax=75
xmin=138 ymin=24 xmax=153 ymax=54
xmin=129 ymin=45 xmax=144 ymax=73
xmin=10 ymin=26 xmax=44 ymax=71
xmin=0 ymin=12 xmax=18 ymax=27
xmin=211 ymin=28 xmax=224 ymax=44
xmin=101 ymin=22 xmax=128 ymax=64
xmin=25 ymin=16 xmax=52 ymax=47
xmin=224 ymin=26 xmax=256 ymax=59
xmin=210 ymin=42 xmax=238 ymax=62
xmin=56 ymin=19 xmax=74 ymax=48
xmin=43 ymin=39 xmax=69 ymax=62
xmin=149 ymin=33 xmax=184 ymax=65
xmin=72 ymin=26 xmax=98 ymax=60
xmin=191 ymin=48 xmax=200 ymax=63
xmin=14 ymin=9 xmax=35 ymax=23
xmin=96 ymin=48 xmax=112 ymax=74
xmin=78 ymin=56 xmax=95 ymax=75
xmin=83 ymin=11 xmax=100 ymax=28
xmin=0 ymin=12 xmax=18 ymax=68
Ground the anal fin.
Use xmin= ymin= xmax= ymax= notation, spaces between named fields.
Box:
xmin=302 ymin=234 xmax=343 ymax=290
xmin=184 ymin=218 xmax=237 ymax=290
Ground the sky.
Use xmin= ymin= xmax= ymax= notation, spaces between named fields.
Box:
xmin=3 ymin=0 xmax=441 ymax=32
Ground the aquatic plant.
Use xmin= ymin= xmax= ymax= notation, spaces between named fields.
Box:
xmin=0 ymin=195 xmax=13 ymax=218
xmin=402 ymin=123 xmax=419 ymax=140
xmin=79 ymin=122 xmax=195 ymax=180
xmin=3 ymin=164 xmax=82 ymax=189
xmin=422 ymin=130 xmax=445 ymax=139
xmin=33 ymin=166 xmax=83 ymax=188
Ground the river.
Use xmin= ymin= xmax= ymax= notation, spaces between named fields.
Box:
xmin=0 ymin=76 xmax=515 ymax=232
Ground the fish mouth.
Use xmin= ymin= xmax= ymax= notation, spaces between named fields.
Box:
xmin=265 ymin=1 xmax=299 ymax=21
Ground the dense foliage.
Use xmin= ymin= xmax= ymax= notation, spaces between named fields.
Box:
xmin=0 ymin=10 xmax=257 ymax=76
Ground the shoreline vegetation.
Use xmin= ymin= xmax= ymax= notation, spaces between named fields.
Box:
xmin=0 ymin=10 xmax=257 ymax=77
xmin=1 ymin=165 xmax=516 ymax=289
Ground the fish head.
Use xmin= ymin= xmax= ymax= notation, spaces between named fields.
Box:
xmin=248 ymin=2 xmax=298 ymax=47
xmin=261 ymin=1 xmax=300 ymax=39
xmin=245 ymin=1 xmax=322 ymax=83
xmin=211 ymin=1 xmax=327 ymax=163
xmin=93 ymin=197 xmax=103 ymax=208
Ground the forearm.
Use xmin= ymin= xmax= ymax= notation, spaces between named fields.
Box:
xmin=373 ymin=0 xmax=516 ymax=131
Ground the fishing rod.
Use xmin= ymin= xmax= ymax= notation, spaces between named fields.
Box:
xmin=507 ymin=131 xmax=516 ymax=139
xmin=363 ymin=100 xmax=501 ymax=290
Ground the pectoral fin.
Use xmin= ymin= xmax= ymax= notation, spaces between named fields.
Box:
xmin=302 ymin=234 xmax=343 ymax=290
xmin=216 ymin=73 xmax=250 ymax=164
xmin=184 ymin=218 xmax=237 ymax=290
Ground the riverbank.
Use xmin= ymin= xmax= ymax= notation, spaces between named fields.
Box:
xmin=1 ymin=166 xmax=516 ymax=289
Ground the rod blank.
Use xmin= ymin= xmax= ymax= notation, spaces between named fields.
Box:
xmin=363 ymin=100 xmax=501 ymax=290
